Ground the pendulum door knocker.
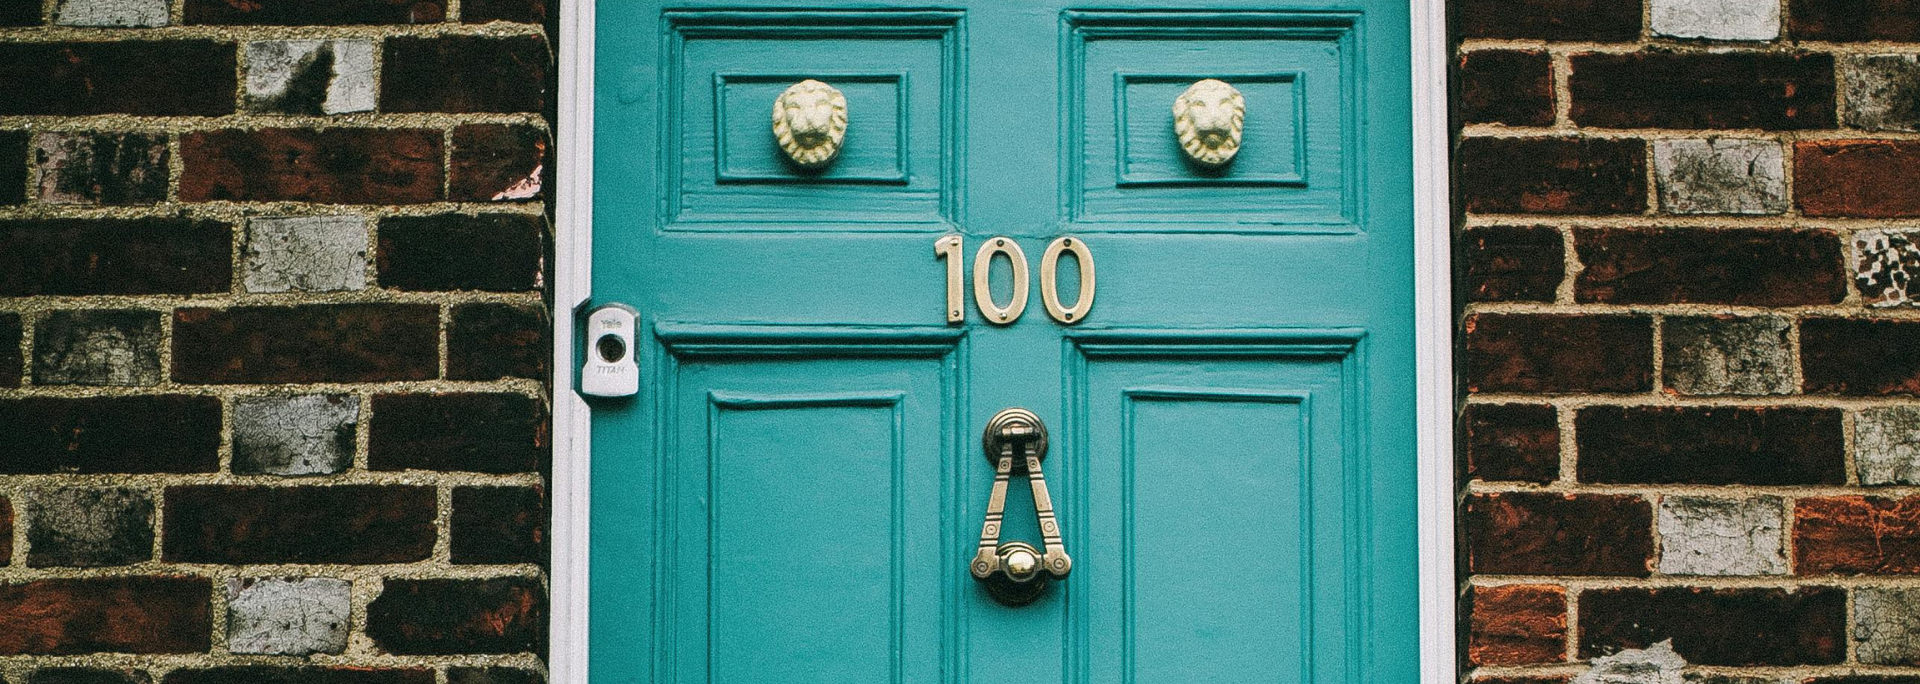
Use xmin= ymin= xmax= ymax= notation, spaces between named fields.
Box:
xmin=971 ymin=408 xmax=1071 ymax=605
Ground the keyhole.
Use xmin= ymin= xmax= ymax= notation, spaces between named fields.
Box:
xmin=596 ymin=334 xmax=627 ymax=363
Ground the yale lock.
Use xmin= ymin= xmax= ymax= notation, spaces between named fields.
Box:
xmin=579 ymin=303 xmax=638 ymax=398
xmin=971 ymin=408 xmax=1071 ymax=606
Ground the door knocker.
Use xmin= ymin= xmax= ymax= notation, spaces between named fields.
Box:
xmin=772 ymin=79 xmax=847 ymax=169
xmin=971 ymin=408 xmax=1071 ymax=605
xmin=1173 ymin=78 xmax=1245 ymax=167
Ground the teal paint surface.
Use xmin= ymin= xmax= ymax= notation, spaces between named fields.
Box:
xmin=592 ymin=2 xmax=1416 ymax=682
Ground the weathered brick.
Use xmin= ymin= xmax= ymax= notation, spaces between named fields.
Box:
xmin=1468 ymin=584 xmax=1566 ymax=665
xmin=451 ymin=486 xmax=545 ymax=565
xmin=1657 ymin=496 xmax=1786 ymax=576
xmin=0 ymin=219 xmax=233 ymax=296
xmin=1569 ymin=52 xmax=1835 ymax=130
xmin=1853 ymin=230 xmax=1920 ymax=307
xmin=460 ymin=0 xmax=545 ymax=24
xmin=381 ymin=37 xmax=548 ymax=114
xmin=184 ymin=0 xmax=443 ymax=24
xmin=369 ymin=393 xmax=547 ymax=474
xmin=1790 ymin=0 xmax=1920 ymax=41
xmin=1465 ymin=492 xmax=1652 ymax=576
xmin=1465 ymin=314 xmax=1653 ymax=394
xmin=0 ymin=577 xmax=211 ymax=655
xmin=449 ymin=303 xmax=548 ymax=381
xmin=1465 ymin=403 xmax=1560 ymax=484
xmin=1661 ymin=316 xmax=1794 ymax=396
xmin=0 ymin=495 xmax=11 ymax=565
xmin=32 ymin=132 xmax=167 ymax=206
xmin=1857 ymin=407 xmax=1920 ymax=485
xmin=446 ymin=669 xmax=542 ymax=684
xmin=172 ymin=304 xmax=439 ymax=384
xmin=1451 ymin=0 xmax=1642 ymax=40
xmin=1796 ymin=496 xmax=1920 ymax=574
xmin=162 ymin=668 xmax=432 ymax=684
xmin=450 ymin=124 xmax=548 ymax=202
xmin=1459 ymin=51 xmax=1554 ymax=127
xmin=1796 ymin=141 xmax=1920 ymax=218
xmin=32 ymin=310 xmax=163 ymax=387
xmin=367 ymin=577 xmax=545 ymax=655
xmin=1802 ymin=318 xmax=1920 ymax=395
xmin=179 ymin=128 xmax=444 ymax=204
xmin=1652 ymin=139 xmax=1786 ymax=215
xmin=1651 ymin=0 xmax=1779 ymax=40
xmin=0 ymin=396 xmax=221 ymax=474
xmin=243 ymin=216 xmax=369 ymax=293
xmin=0 ymin=42 xmax=236 ymax=116
xmin=25 ymin=488 xmax=153 ymax=568
xmin=243 ymin=40 xmax=376 ymax=115
xmin=54 ymin=0 xmax=165 ymax=27
xmin=25 ymin=668 xmax=152 ymax=684
xmin=231 ymin=394 xmax=358 ymax=477
xmin=0 ymin=312 xmax=20 ymax=388
xmin=1580 ymin=587 xmax=1846 ymax=665
xmin=0 ymin=130 xmax=26 ymax=205
xmin=1458 ymin=137 xmax=1646 ymax=215
xmin=1855 ymin=587 xmax=1920 ymax=665
xmin=1573 ymin=228 xmax=1844 ymax=306
xmin=0 ymin=1 xmax=40 ymax=25
xmin=1843 ymin=55 xmax=1920 ymax=132
xmin=1464 ymin=226 xmax=1564 ymax=303
xmin=226 ymin=578 xmax=351 ymax=656
xmin=1475 ymin=678 xmax=1570 ymax=684
xmin=1576 ymin=406 xmax=1845 ymax=485
xmin=164 ymin=485 xmax=436 ymax=565
xmin=377 ymin=214 xmax=544 ymax=292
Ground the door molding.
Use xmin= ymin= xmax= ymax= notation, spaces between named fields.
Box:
xmin=549 ymin=1 xmax=1456 ymax=680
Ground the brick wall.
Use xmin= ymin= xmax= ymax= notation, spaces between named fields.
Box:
xmin=0 ymin=0 xmax=553 ymax=682
xmin=1456 ymin=0 xmax=1920 ymax=681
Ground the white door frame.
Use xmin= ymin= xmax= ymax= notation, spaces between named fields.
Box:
xmin=547 ymin=1 xmax=1455 ymax=680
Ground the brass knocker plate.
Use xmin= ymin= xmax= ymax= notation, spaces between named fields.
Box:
xmin=972 ymin=408 xmax=1071 ymax=605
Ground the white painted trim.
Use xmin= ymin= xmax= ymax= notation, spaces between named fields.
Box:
xmin=548 ymin=2 xmax=1457 ymax=681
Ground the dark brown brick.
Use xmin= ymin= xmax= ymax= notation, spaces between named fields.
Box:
xmin=377 ymin=214 xmax=544 ymax=292
xmin=1458 ymin=137 xmax=1647 ymax=215
xmin=446 ymin=668 xmax=542 ymax=684
xmin=1468 ymin=584 xmax=1566 ymax=665
xmin=1570 ymin=52 xmax=1836 ymax=130
xmin=184 ymin=0 xmax=443 ymax=24
xmin=162 ymin=668 xmax=433 ymax=684
xmin=171 ymin=304 xmax=439 ymax=384
xmin=0 ymin=577 xmax=211 ymax=655
xmin=450 ymin=124 xmax=549 ymax=202
xmin=1796 ymin=496 xmax=1920 ymax=574
xmin=0 ymin=42 xmax=236 ymax=116
xmin=1576 ymin=406 xmax=1844 ymax=485
xmin=0 ymin=219 xmax=233 ymax=296
xmin=1796 ymin=141 xmax=1920 ymax=218
xmin=0 ymin=496 xmax=10 ymax=566
xmin=1573 ymin=228 xmax=1845 ymax=306
xmin=163 ymin=485 xmax=436 ymax=564
xmin=0 ymin=1 xmax=39 ymax=26
xmin=180 ymin=129 xmax=444 ymax=204
xmin=25 ymin=668 xmax=151 ymax=684
xmin=382 ymin=37 xmax=548 ymax=114
xmin=367 ymin=578 xmax=545 ymax=655
xmin=1465 ymin=493 xmax=1652 ymax=576
xmin=1464 ymin=226 xmax=1564 ymax=302
xmin=1578 ymin=587 xmax=1845 ymax=665
xmin=1451 ymin=0 xmax=1642 ymax=41
xmin=449 ymin=303 xmax=548 ymax=381
xmin=0 ymin=130 xmax=26 ymax=205
xmin=1790 ymin=0 xmax=1920 ymax=41
xmin=1465 ymin=314 xmax=1653 ymax=394
xmin=0 ymin=312 xmax=19 ymax=388
xmin=460 ymin=0 xmax=545 ymax=24
xmin=451 ymin=486 xmax=545 ymax=565
xmin=1802 ymin=318 xmax=1920 ymax=395
xmin=369 ymin=393 xmax=547 ymax=474
xmin=0 ymin=396 xmax=221 ymax=474
xmin=1459 ymin=51 xmax=1555 ymax=127
xmin=1465 ymin=403 xmax=1559 ymax=484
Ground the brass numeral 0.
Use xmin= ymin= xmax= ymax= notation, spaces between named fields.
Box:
xmin=1039 ymin=236 xmax=1094 ymax=325
xmin=936 ymin=235 xmax=1094 ymax=326
xmin=973 ymin=237 xmax=1029 ymax=325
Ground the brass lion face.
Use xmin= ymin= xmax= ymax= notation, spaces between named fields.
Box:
xmin=771 ymin=79 xmax=848 ymax=169
xmin=1173 ymin=79 xmax=1245 ymax=168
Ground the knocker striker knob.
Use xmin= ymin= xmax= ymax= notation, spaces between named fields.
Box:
xmin=771 ymin=79 xmax=848 ymax=169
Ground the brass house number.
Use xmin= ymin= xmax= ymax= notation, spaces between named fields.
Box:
xmin=935 ymin=236 xmax=1096 ymax=326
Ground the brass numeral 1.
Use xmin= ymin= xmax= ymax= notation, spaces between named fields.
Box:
xmin=935 ymin=235 xmax=965 ymax=323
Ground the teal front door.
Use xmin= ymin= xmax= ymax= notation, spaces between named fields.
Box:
xmin=590 ymin=1 xmax=1418 ymax=682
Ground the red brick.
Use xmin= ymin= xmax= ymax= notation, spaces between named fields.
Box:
xmin=1465 ymin=403 xmax=1560 ymax=484
xmin=1459 ymin=51 xmax=1555 ymax=127
xmin=162 ymin=668 xmax=434 ymax=684
xmin=366 ymin=578 xmax=545 ymax=655
xmin=171 ymin=304 xmax=439 ymax=384
xmin=184 ymin=0 xmax=443 ymax=24
xmin=180 ymin=129 xmax=444 ymax=204
xmin=1468 ymin=584 xmax=1566 ymax=665
xmin=0 ymin=577 xmax=211 ymax=655
xmin=0 ymin=312 xmax=18 ymax=388
xmin=1576 ymin=406 xmax=1844 ymax=485
xmin=381 ymin=37 xmax=548 ymax=114
xmin=1451 ymin=0 xmax=1642 ymax=41
xmin=163 ymin=485 xmax=436 ymax=564
xmin=1578 ymin=587 xmax=1845 ymax=665
xmin=0 ymin=42 xmax=236 ymax=116
xmin=0 ymin=396 xmax=221 ymax=474
xmin=1465 ymin=493 xmax=1652 ymax=577
xmin=1569 ymin=52 xmax=1835 ymax=130
xmin=1573 ymin=228 xmax=1845 ymax=306
xmin=450 ymin=125 xmax=549 ymax=202
xmin=0 ymin=130 xmax=26 ymax=205
xmin=461 ymin=0 xmax=546 ymax=24
xmin=0 ymin=219 xmax=233 ymax=296
xmin=1465 ymin=314 xmax=1653 ymax=394
xmin=1464 ymin=225 xmax=1564 ymax=303
xmin=377 ymin=214 xmax=544 ymax=292
xmin=1458 ymin=137 xmax=1646 ymax=215
xmin=369 ymin=393 xmax=547 ymax=474
xmin=451 ymin=486 xmax=545 ymax=565
xmin=0 ymin=496 xmax=10 ymax=566
xmin=1796 ymin=496 xmax=1920 ymax=574
xmin=1802 ymin=318 xmax=1920 ymax=396
xmin=1790 ymin=0 xmax=1920 ymax=41
xmin=1796 ymin=141 xmax=1920 ymax=218
xmin=449 ymin=303 xmax=548 ymax=381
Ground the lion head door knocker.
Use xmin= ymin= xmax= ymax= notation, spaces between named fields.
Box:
xmin=771 ymin=79 xmax=848 ymax=170
xmin=1173 ymin=78 xmax=1245 ymax=168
